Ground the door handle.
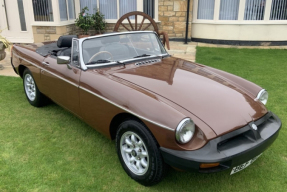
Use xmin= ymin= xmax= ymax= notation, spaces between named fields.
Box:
xmin=42 ymin=62 xmax=49 ymax=66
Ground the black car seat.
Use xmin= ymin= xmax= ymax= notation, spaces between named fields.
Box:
xmin=57 ymin=35 xmax=78 ymax=57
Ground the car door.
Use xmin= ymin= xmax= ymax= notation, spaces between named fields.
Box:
xmin=40 ymin=40 xmax=82 ymax=116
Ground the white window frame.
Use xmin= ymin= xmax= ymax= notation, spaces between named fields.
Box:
xmin=80 ymin=0 xmax=158 ymax=23
xmin=29 ymin=0 xmax=76 ymax=26
xmin=193 ymin=0 xmax=287 ymax=24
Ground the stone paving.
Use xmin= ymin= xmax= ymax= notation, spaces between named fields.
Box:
xmin=1 ymin=41 xmax=287 ymax=77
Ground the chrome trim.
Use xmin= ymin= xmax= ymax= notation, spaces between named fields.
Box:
xmin=255 ymin=89 xmax=266 ymax=100
xmin=79 ymin=86 xmax=174 ymax=131
xmin=15 ymin=53 xmax=78 ymax=88
xmin=14 ymin=52 xmax=174 ymax=132
xmin=176 ymin=118 xmax=195 ymax=144
xmin=79 ymin=31 xmax=169 ymax=68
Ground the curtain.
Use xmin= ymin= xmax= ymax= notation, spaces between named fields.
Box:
xmin=119 ymin=0 xmax=137 ymax=18
xmin=68 ymin=0 xmax=76 ymax=19
xmin=244 ymin=0 xmax=266 ymax=20
xmin=59 ymin=0 xmax=68 ymax=21
xmin=270 ymin=0 xmax=287 ymax=20
xmin=32 ymin=0 xmax=54 ymax=21
xmin=197 ymin=0 xmax=215 ymax=20
xmin=99 ymin=0 xmax=117 ymax=19
xmin=80 ymin=0 xmax=97 ymax=14
xmin=219 ymin=0 xmax=240 ymax=20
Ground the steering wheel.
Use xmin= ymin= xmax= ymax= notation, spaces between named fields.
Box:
xmin=88 ymin=51 xmax=113 ymax=63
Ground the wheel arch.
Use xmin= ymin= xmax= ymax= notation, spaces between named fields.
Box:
xmin=18 ymin=64 xmax=27 ymax=78
xmin=109 ymin=112 xmax=159 ymax=147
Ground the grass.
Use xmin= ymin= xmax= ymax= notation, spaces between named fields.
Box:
xmin=0 ymin=47 xmax=286 ymax=191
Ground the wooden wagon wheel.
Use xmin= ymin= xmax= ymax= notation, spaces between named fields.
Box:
xmin=114 ymin=11 xmax=170 ymax=50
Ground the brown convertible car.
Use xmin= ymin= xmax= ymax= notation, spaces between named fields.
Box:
xmin=10 ymin=31 xmax=281 ymax=186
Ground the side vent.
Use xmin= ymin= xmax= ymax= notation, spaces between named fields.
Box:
xmin=135 ymin=59 xmax=161 ymax=66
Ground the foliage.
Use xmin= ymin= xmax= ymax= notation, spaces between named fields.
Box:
xmin=91 ymin=9 xmax=106 ymax=34
xmin=0 ymin=48 xmax=287 ymax=191
xmin=75 ymin=7 xmax=93 ymax=35
xmin=0 ymin=28 xmax=10 ymax=50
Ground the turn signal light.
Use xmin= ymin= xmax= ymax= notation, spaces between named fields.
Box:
xmin=200 ymin=163 xmax=220 ymax=169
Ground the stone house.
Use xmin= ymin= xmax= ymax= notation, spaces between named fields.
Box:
xmin=0 ymin=0 xmax=286 ymax=45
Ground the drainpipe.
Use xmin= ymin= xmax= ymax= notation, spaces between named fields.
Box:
xmin=185 ymin=0 xmax=191 ymax=44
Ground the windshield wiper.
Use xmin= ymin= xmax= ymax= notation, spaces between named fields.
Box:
xmin=86 ymin=60 xmax=112 ymax=65
xmin=133 ymin=54 xmax=151 ymax=58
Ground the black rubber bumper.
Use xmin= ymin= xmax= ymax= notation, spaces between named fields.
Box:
xmin=160 ymin=111 xmax=282 ymax=173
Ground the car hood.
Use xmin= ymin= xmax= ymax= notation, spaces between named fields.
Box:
xmin=110 ymin=57 xmax=267 ymax=136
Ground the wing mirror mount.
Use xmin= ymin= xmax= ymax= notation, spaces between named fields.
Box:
xmin=57 ymin=56 xmax=70 ymax=65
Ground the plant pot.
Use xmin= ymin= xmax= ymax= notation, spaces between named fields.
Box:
xmin=0 ymin=42 xmax=5 ymax=52
xmin=0 ymin=50 xmax=6 ymax=61
xmin=78 ymin=35 xmax=90 ymax=38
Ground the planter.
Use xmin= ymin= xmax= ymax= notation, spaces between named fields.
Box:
xmin=78 ymin=34 xmax=90 ymax=38
xmin=0 ymin=41 xmax=5 ymax=51
xmin=0 ymin=50 xmax=6 ymax=61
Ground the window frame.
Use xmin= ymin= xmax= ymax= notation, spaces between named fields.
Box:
xmin=193 ymin=0 xmax=287 ymax=24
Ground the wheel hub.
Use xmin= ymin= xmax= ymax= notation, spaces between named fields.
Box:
xmin=131 ymin=150 xmax=137 ymax=157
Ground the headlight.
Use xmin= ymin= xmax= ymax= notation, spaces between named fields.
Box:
xmin=256 ymin=89 xmax=268 ymax=105
xmin=176 ymin=118 xmax=195 ymax=144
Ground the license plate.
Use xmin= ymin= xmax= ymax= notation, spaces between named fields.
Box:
xmin=230 ymin=153 xmax=262 ymax=175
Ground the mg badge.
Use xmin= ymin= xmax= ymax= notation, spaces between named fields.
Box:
xmin=251 ymin=124 xmax=258 ymax=131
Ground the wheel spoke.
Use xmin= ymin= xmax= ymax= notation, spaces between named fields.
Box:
xmin=136 ymin=140 xmax=143 ymax=147
xmin=125 ymin=138 xmax=133 ymax=147
xmin=138 ymin=17 xmax=145 ymax=30
xmin=141 ymin=151 xmax=147 ymax=157
xmin=120 ymin=23 xmax=131 ymax=31
xmin=135 ymin=14 xmax=137 ymax=30
xmin=142 ymin=22 xmax=152 ymax=31
xmin=131 ymin=134 xmax=136 ymax=144
xmin=127 ymin=17 xmax=134 ymax=31
xmin=123 ymin=147 xmax=132 ymax=153
xmin=129 ymin=156 xmax=135 ymax=163
xmin=136 ymin=160 xmax=143 ymax=171
xmin=141 ymin=158 xmax=148 ymax=168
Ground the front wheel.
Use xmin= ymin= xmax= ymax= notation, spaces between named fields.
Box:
xmin=23 ymin=68 xmax=47 ymax=107
xmin=116 ymin=120 xmax=168 ymax=186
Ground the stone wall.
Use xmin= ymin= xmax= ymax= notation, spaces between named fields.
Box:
xmin=158 ymin=0 xmax=192 ymax=39
xmin=32 ymin=25 xmax=78 ymax=43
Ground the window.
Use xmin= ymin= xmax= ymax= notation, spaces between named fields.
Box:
xmin=143 ymin=0 xmax=155 ymax=18
xmin=99 ymin=0 xmax=117 ymax=19
xmin=197 ymin=0 xmax=215 ymax=20
xmin=80 ymin=0 xmax=98 ymax=14
xmin=244 ymin=0 xmax=266 ymax=20
xmin=32 ymin=0 xmax=54 ymax=22
xmin=17 ymin=0 xmax=27 ymax=31
xmin=80 ymin=0 xmax=137 ymax=19
xmin=58 ymin=0 xmax=76 ymax=21
xmin=270 ymin=0 xmax=287 ymax=20
xmin=219 ymin=0 xmax=240 ymax=20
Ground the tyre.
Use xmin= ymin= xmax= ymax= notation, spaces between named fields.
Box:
xmin=116 ymin=120 xmax=168 ymax=186
xmin=23 ymin=68 xmax=47 ymax=107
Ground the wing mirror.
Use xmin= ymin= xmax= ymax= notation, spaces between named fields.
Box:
xmin=57 ymin=56 xmax=70 ymax=65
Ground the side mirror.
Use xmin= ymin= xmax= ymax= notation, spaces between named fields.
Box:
xmin=57 ymin=56 xmax=70 ymax=64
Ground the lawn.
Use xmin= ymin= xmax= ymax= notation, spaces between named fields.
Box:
xmin=0 ymin=47 xmax=286 ymax=191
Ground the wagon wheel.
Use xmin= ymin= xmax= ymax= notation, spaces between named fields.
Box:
xmin=114 ymin=11 xmax=170 ymax=50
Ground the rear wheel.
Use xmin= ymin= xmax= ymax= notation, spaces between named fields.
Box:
xmin=23 ymin=68 xmax=47 ymax=107
xmin=116 ymin=120 xmax=168 ymax=186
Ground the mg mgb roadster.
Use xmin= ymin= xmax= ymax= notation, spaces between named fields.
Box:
xmin=10 ymin=31 xmax=281 ymax=186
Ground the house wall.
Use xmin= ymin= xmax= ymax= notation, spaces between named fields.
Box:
xmin=158 ymin=0 xmax=192 ymax=39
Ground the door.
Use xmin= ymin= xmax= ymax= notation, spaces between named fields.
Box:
xmin=0 ymin=0 xmax=33 ymax=43
xmin=40 ymin=40 xmax=82 ymax=116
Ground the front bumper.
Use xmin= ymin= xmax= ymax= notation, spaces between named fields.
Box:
xmin=160 ymin=111 xmax=282 ymax=173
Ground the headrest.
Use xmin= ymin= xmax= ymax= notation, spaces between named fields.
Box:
xmin=57 ymin=35 xmax=78 ymax=48
xmin=101 ymin=36 xmax=120 ymax=44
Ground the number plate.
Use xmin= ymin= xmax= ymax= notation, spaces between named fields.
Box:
xmin=230 ymin=154 xmax=262 ymax=175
